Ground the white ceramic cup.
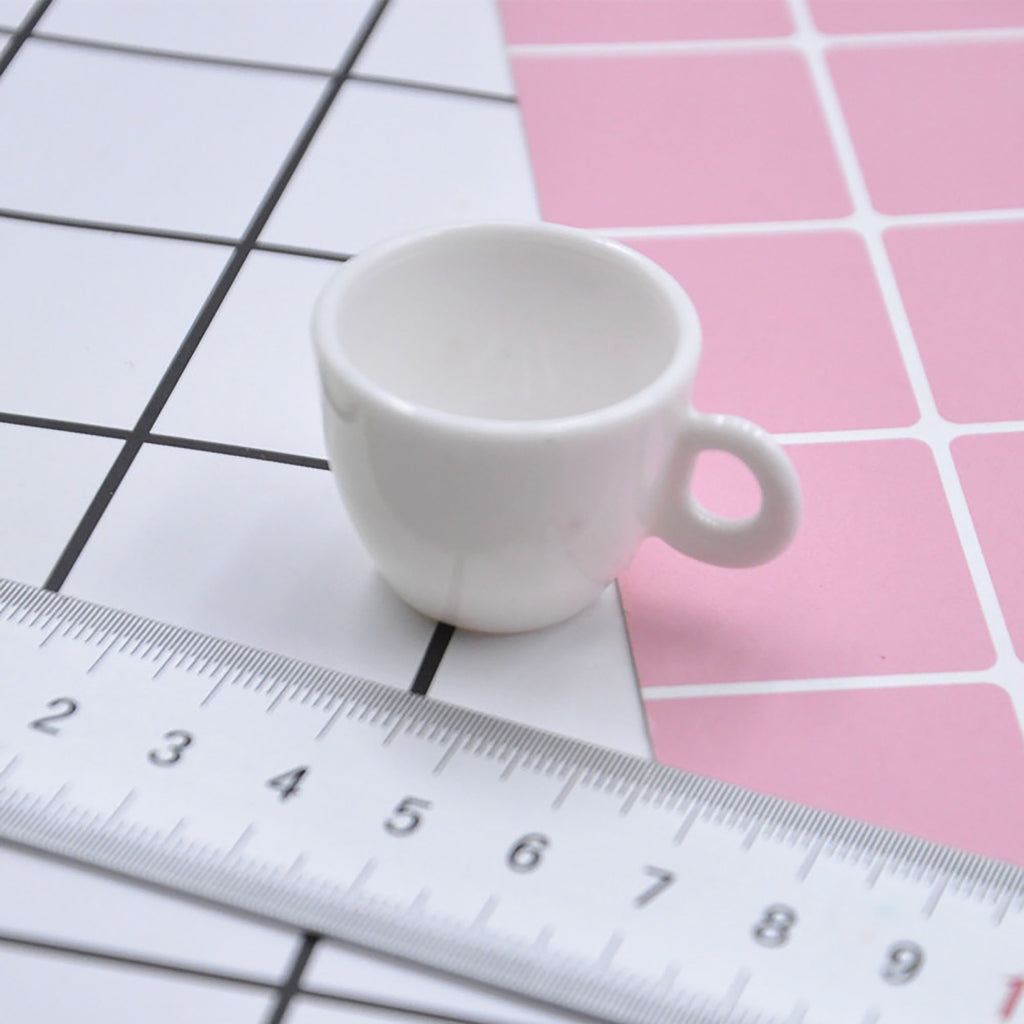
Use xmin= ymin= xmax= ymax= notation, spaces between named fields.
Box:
xmin=312 ymin=222 xmax=801 ymax=633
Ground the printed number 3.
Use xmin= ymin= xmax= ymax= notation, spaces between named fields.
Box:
xmin=147 ymin=730 xmax=193 ymax=767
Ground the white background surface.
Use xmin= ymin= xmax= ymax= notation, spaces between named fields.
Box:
xmin=0 ymin=2 xmax=648 ymax=1020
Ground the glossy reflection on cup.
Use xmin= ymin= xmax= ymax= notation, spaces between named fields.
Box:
xmin=313 ymin=222 xmax=801 ymax=633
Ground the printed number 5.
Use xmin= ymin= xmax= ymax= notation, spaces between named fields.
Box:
xmin=384 ymin=797 xmax=431 ymax=836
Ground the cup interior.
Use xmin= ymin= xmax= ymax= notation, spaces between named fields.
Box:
xmin=325 ymin=226 xmax=685 ymax=422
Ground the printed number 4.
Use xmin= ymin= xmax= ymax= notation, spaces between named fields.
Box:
xmin=267 ymin=766 xmax=308 ymax=802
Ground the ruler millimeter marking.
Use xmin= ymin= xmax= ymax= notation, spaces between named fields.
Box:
xmin=0 ymin=578 xmax=1022 ymax=1024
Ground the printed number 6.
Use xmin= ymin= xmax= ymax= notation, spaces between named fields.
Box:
xmin=507 ymin=832 xmax=550 ymax=873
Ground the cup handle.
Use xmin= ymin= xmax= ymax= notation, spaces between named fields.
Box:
xmin=653 ymin=412 xmax=802 ymax=568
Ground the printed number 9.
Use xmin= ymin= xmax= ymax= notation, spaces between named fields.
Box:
xmin=882 ymin=942 xmax=924 ymax=985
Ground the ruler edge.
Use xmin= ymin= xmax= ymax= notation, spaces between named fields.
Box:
xmin=0 ymin=793 xmax=747 ymax=1024
xmin=2 ymin=574 xmax=1022 ymax=902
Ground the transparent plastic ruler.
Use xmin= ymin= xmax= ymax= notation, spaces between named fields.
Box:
xmin=0 ymin=578 xmax=1021 ymax=1024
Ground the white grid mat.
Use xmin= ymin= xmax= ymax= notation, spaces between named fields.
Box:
xmin=0 ymin=1 xmax=648 ymax=1019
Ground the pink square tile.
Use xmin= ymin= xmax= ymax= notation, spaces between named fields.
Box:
xmin=512 ymin=52 xmax=850 ymax=228
xmin=829 ymin=42 xmax=1024 ymax=214
xmin=953 ymin=432 xmax=1024 ymax=661
xmin=886 ymin=222 xmax=1024 ymax=424
xmin=499 ymin=0 xmax=792 ymax=44
xmin=645 ymin=683 xmax=1024 ymax=865
xmin=619 ymin=440 xmax=994 ymax=686
xmin=622 ymin=231 xmax=917 ymax=432
xmin=810 ymin=0 xmax=1024 ymax=34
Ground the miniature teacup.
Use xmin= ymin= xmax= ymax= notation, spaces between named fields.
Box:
xmin=312 ymin=222 xmax=800 ymax=633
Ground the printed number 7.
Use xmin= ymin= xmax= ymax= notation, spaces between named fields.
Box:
xmin=635 ymin=865 xmax=675 ymax=908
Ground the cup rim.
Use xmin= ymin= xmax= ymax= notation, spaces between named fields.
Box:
xmin=312 ymin=221 xmax=701 ymax=437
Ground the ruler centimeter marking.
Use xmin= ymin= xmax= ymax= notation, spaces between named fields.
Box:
xmin=0 ymin=577 xmax=1022 ymax=1024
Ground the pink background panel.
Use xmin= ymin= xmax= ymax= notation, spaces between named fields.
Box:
xmin=953 ymin=432 xmax=1024 ymax=662
xmin=623 ymin=231 xmax=917 ymax=433
xmin=829 ymin=42 xmax=1024 ymax=214
xmin=511 ymin=51 xmax=850 ymax=228
xmin=619 ymin=440 xmax=994 ymax=687
xmin=499 ymin=0 xmax=792 ymax=44
xmin=886 ymin=222 xmax=1024 ymax=424
xmin=645 ymin=683 xmax=1024 ymax=865
xmin=810 ymin=0 xmax=1024 ymax=34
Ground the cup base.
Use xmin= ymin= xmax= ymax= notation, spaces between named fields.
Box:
xmin=383 ymin=572 xmax=607 ymax=634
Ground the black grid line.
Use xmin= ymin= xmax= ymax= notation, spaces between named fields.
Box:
xmin=348 ymin=71 xmax=517 ymax=104
xmin=41 ymin=0 xmax=393 ymax=594
xmin=0 ymin=930 xmax=275 ymax=991
xmin=26 ymin=28 xmax=521 ymax=106
xmin=0 ymin=928 xmax=543 ymax=1024
xmin=0 ymin=0 xmax=51 ymax=77
xmin=411 ymin=624 xmax=456 ymax=696
xmin=253 ymin=240 xmax=353 ymax=263
xmin=146 ymin=434 xmax=330 ymax=471
xmin=0 ymin=206 xmax=358 ymax=262
xmin=29 ymin=29 xmax=334 ymax=77
xmin=0 ymin=206 xmax=240 ymax=248
xmin=43 ymin=443 xmax=139 ymax=591
xmin=263 ymin=931 xmax=319 ymax=1024
xmin=0 ymin=413 xmax=332 ymax=470
xmin=296 ymin=981 xmax=571 ymax=1024
xmin=0 ymin=411 xmax=131 ymax=442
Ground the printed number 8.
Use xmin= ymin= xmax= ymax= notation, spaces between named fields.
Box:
xmin=753 ymin=904 xmax=797 ymax=947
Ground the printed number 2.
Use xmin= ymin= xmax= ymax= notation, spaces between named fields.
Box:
xmin=29 ymin=697 xmax=78 ymax=736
